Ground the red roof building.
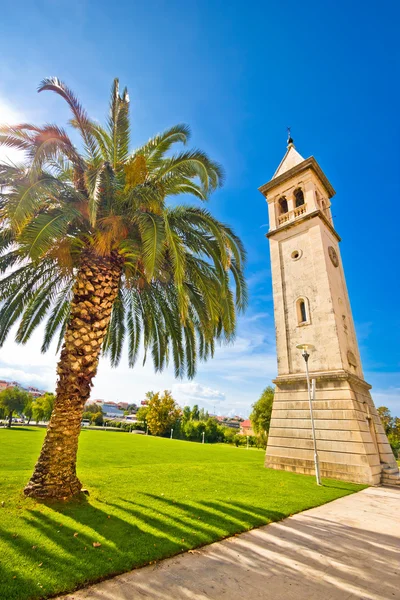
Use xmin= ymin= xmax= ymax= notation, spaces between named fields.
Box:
xmin=240 ymin=419 xmax=254 ymax=436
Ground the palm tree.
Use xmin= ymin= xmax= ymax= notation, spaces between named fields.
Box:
xmin=0 ymin=78 xmax=247 ymax=500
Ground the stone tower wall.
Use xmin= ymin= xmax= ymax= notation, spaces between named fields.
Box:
xmin=260 ymin=148 xmax=399 ymax=485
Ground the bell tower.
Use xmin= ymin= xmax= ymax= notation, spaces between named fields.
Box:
xmin=260 ymin=138 xmax=399 ymax=485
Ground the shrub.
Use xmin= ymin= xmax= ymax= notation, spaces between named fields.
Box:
xmin=92 ymin=412 xmax=104 ymax=426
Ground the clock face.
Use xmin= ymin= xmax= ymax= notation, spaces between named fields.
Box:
xmin=328 ymin=246 xmax=339 ymax=267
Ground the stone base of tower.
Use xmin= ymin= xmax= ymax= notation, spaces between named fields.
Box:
xmin=265 ymin=371 xmax=399 ymax=485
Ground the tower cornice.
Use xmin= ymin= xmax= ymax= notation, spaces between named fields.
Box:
xmin=266 ymin=209 xmax=341 ymax=242
xmin=273 ymin=370 xmax=372 ymax=391
xmin=259 ymin=156 xmax=336 ymax=199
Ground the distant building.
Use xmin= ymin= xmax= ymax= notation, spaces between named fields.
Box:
xmin=223 ymin=420 xmax=240 ymax=430
xmin=0 ymin=380 xmax=46 ymax=397
xmin=125 ymin=415 xmax=138 ymax=423
xmin=102 ymin=403 xmax=124 ymax=417
xmin=27 ymin=386 xmax=44 ymax=398
xmin=240 ymin=420 xmax=254 ymax=436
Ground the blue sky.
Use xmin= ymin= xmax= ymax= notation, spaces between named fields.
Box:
xmin=0 ymin=0 xmax=399 ymax=415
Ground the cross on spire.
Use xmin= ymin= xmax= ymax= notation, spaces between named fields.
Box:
xmin=287 ymin=126 xmax=294 ymax=147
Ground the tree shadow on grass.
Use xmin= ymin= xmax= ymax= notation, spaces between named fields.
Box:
xmin=47 ymin=490 xmax=399 ymax=600
xmin=136 ymin=492 xmax=287 ymax=535
xmin=0 ymin=491 xmax=288 ymax=600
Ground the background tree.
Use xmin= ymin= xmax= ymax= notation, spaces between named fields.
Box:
xmin=250 ymin=386 xmax=274 ymax=435
xmin=0 ymin=78 xmax=246 ymax=499
xmin=377 ymin=406 xmax=393 ymax=435
xmin=32 ymin=400 xmax=45 ymax=424
xmin=204 ymin=417 xmax=220 ymax=442
xmin=391 ymin=417 xmax=400 ymax=457
xmin=190 ymin=405 xmax=200 ymax=421
xmin=182 ymin=419 xmax=202 ymax=441
xmin=92 ymin=411 xmax=104 ymax=426
xmin=136 ymin=406 xmax=149 ymax=429
xmin=222 ymin=427 xmax=237 ymax=445
xmin=377 ymin=406 xmax=400 ymax=457
xmin=182 ymin=406 xmax=191 ymax=422
xmin=0 ymin=387 xmax=30 ymax=427
xmin=24 ymin=397 xmax=33 ymax=424
xmin=32 ymin=393 xmax=55 ymax=423
xmin=146 ymin=390 xmax=181 ymax=436
xmin=199 ymin=407 xmax=209 ymax=421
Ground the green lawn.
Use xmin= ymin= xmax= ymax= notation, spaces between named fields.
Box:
xmin=0 ymin=427 xmax=365 ymax=600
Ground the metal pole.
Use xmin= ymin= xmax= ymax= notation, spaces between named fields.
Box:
xmin=170 ymin=428 xmax=173 ymax=439
xmin=304 ymin=352 xmax=321 ymax=485
xmin=202 ymin=431 xmax=205 ymax=444
xmin=246 ymin=435 xmax=249 ymax=449
xmin=311 ymin=378 xmax=321 ymax=485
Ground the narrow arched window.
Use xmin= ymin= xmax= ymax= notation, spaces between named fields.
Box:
xmin=299 ymin=300 xmax=307 ymax=322
xmin=279 ymin=197 xmax=288 ymax=214
xmin=294 ymin=188 xmax=305 ymax=207
xmin=296 ymin=297 xmax=309 ymax=325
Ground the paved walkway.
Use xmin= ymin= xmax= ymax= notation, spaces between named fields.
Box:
xmin=62 ymin=486 xmax=400 ymax=600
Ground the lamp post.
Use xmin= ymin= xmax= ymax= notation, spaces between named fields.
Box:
xmin=296 ymin=344 xmax=321 ymax=486
xmin=202 ymin=431 xmax=205 ymax=444
xmin=170 ymin=428 xmax=173 ymax=439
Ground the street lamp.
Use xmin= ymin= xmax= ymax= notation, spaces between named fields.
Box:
xmin=170 ymin=428 xmax=173 ymax=439
xmin=296 ymin=344 xmax=321 ymax=486
xmin=202 ymin=431 xmax=205 ymax=444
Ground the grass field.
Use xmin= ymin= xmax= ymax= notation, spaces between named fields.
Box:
xmin=0 ymin=427 xmax=365 ymax=600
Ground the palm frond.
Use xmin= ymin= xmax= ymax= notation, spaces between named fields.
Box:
xmin=125 ymin=290 xmax=141 ymax=368
xmin=137 ymin=212 xmax=165 ymax=281
xmin=38 ymin=77 xmax=100 ymax=161
xmin=6 ymin=173 xmax=63 ymax=231
xmin=102 ymin=288 xmax=125 ymax=366
xmin=15 ymin=278 xmax=64 ymax=344
xmin=18 ymin=209 xmax=78 ymax=260
xmin=134 ymin=124 xmax=191 ymax=171
xmin=41 ymin=286 xmax=72 ymax=352
xmin=164 ymin=213 xmax=188 ymax=321
xmin=108 ymin=79 xmax=130 ymax=169
xmin=155 ymin=150 xmax=224 ymax=198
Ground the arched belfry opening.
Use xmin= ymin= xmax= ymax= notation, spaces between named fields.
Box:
xmin=294 ymin=188 xmax=304 ymax=207
xmin=279 ymin=197 xmax=288 ymax=214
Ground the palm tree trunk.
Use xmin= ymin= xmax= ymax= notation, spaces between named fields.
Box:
xmin=24 ymin=250 xmax=123 ymax=500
